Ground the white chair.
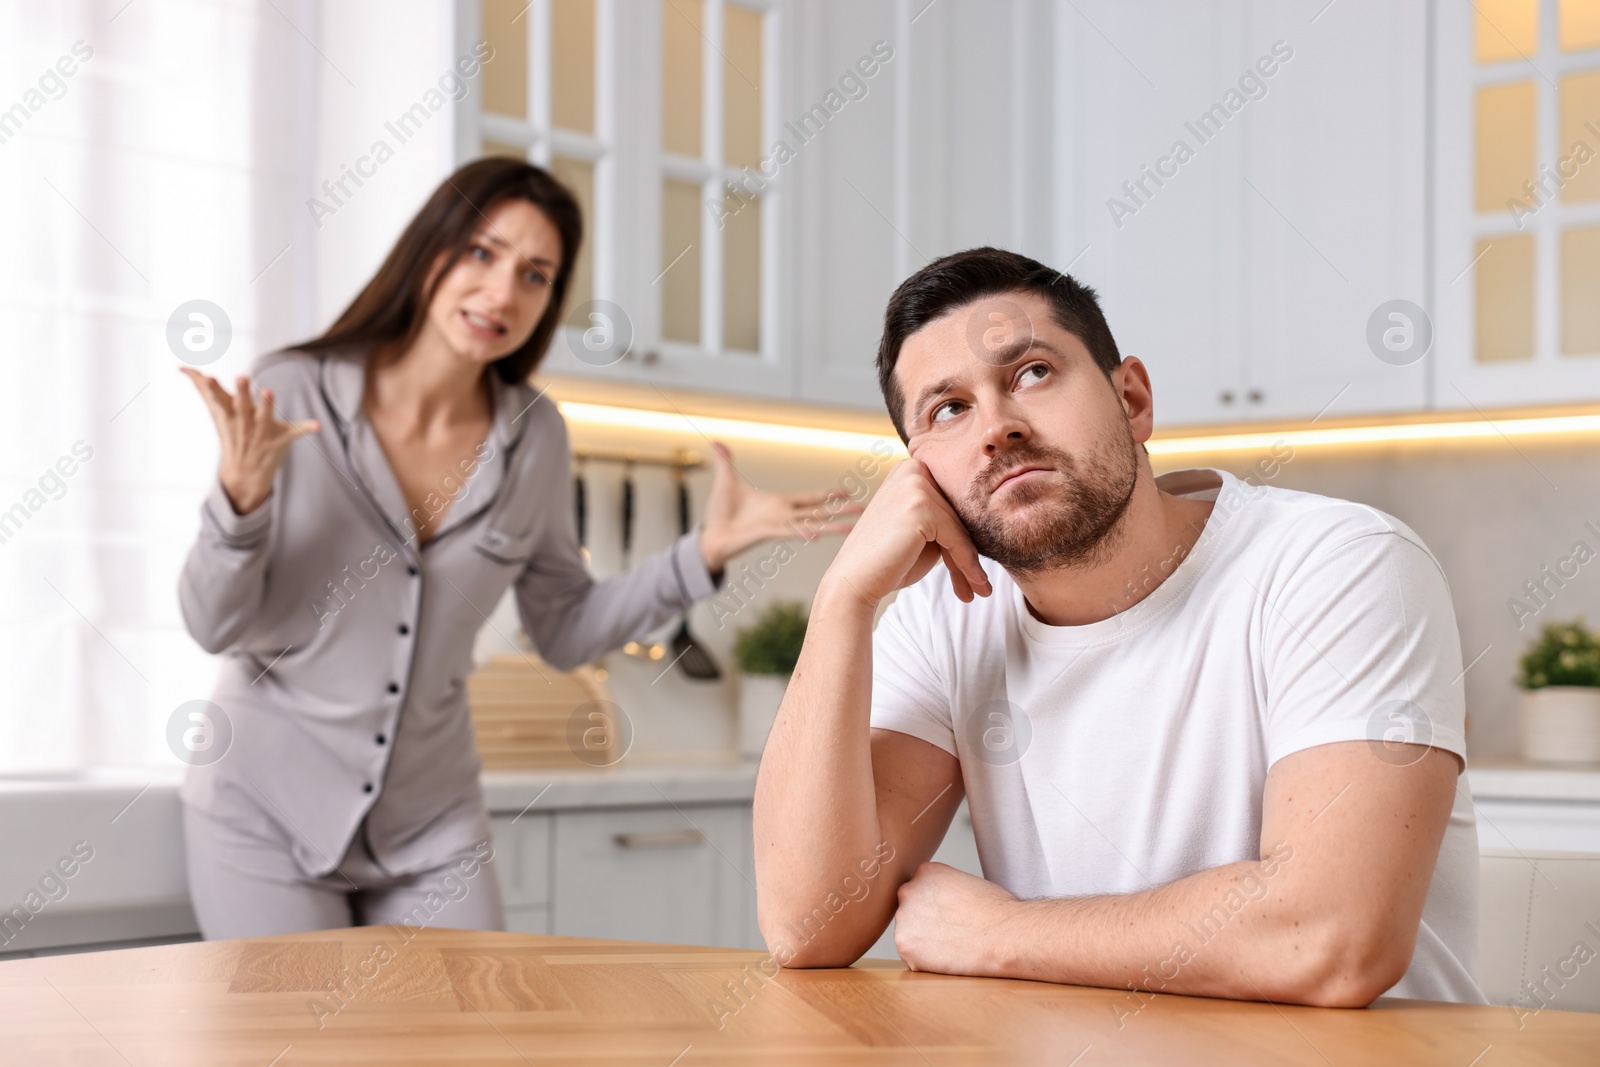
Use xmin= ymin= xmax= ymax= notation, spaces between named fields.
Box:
xmin=1478 ymin=849 xmax=1600 ymax=1016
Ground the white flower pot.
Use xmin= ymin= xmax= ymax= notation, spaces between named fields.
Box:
xmin=1520 ymin=686 xmax=1600 ymax=764
xmin=737 ymin=673 xmax=789 ymax=758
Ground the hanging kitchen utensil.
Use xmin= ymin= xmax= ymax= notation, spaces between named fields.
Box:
xmin=573 ymin=457 xmax=589 ymax=562
xmin=618 ymin=460 xmax=661 ymax=660
xmin=669 ymin=464 xmax=721 ymax=680
xmin=620 ymin=459 xmax=634 ymax=567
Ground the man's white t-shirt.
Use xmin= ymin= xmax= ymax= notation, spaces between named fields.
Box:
xmin=869 ymin=467 xmax=1485 ymax=1003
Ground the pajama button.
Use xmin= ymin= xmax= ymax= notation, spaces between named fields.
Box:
xmin=387 ymin=682 xmax=399 ymax=694
xmin=362 ymin=783 xmax=373 ymax=794
xmin=375 ymin=733 xmax=386 ymax=745
xmin=398 ymin=623 xmax=409 ymax=636
xmin=408 ymin=566 xmax=418 ymax=576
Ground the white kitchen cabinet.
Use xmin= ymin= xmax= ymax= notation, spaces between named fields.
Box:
xmin=549 ymin=802 xmax=750 ymax=947
xmin=1058 ymin=0 xmax=1428 ymax=429
xmin=1239 ymin=0 xmax=1429 ymax=422
xmin=483 ymin=774 xmax=981 ymax=958
xmin=794 ymin=0 xmax=1047 ymax=410
xmin=1058 ymin=1 xmax=1248 ymax=428
xmin=457 ymin=2 xmax=1600 ymax=424
xmin=489 ymin=811 xmax=552 ymax=935
xmin=465 ymin=1 xmax=1048 ymax=413
xmin=1429 ymin=1 xmax=1600 ymax=411
xmin=464 ymin=0 xmax=802 ymax=401
xmin=790 ymin=0 xmax=901 ymax=410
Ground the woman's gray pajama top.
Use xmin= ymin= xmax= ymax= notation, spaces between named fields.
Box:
xmin=177 ymin=348 xmax=721 ymax=879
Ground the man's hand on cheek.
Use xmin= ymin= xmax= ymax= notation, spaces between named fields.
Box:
xmin=892 ymin=861 xmax=1023 ymax=976
xmin=818 ymin=457 xmax=992 ymax=609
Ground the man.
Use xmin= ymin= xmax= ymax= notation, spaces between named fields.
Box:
xmin=752 ymin=247 xmax=1485 ymax=1009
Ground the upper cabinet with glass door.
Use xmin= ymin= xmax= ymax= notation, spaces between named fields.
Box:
xmin=1434 ymin=0 xmax=1600 ymax=409
xmin=654 ymin=0 xmax=789 ymax=396
xmin=469 ymin=0 xmax=604 ymax=348
xmin=463 ymin=0 xmax=794 ymax=399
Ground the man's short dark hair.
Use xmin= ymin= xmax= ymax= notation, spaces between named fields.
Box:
xmin=875 ymin=247 xmax=1123 ymax=441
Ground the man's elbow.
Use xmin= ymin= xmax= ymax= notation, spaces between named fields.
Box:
xmin=1284 ymin=924 xmax=1415 ymax=1008
xmin=755 ymin=907 xmax=872 ymax=970
xmin=768 ymin=940 xmax=863 ymax=970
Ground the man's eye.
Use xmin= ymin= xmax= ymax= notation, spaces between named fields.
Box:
xmin=931 ymin=400 xmax=964 ymax=423
xmin=1017 ymin=363 xmax=1049 ymax=386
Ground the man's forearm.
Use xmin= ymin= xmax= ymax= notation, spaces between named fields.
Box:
xmin=751 ymin=578 xmax=893 ymax=964
xmin=932 ymin=839 xmax=1405 ymax=1008
xmin=1000 ymin=849 xmax=1320 ymax=1000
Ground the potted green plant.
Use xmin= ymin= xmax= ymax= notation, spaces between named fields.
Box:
xmin=1517 ymin=619 xmax=1600 ymax=763
xmin=732 ymin=601 xmax=808 ymax=757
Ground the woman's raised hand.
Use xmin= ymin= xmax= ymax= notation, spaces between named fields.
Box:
xmin=697 ymin=441 xmax=864 ymax=574
xmin=180 ymin=368 xmax=321 ymax=516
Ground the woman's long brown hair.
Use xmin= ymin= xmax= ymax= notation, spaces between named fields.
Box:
xmin=296 ymin=156 xmax=584 ymax=384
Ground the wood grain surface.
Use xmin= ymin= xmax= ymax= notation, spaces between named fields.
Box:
xmin=0 ymin=927 xmax=1593 ymax=1065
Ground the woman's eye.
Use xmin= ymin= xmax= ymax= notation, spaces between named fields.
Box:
xmin=470 ymin=245 xmax=491 ymax=262
xmin=524 ymin=269 xmax=549 ymax=285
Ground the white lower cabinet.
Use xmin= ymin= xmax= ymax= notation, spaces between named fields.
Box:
xmin=486 ymin=796 xmax=981 ymax=958
xmin=550 ymin=803 xmax=750 ymax=949
xmin=490 ymin=810 xmax=553 ymax=936
xmin=504 ymin=905 xmax=551 ymax=935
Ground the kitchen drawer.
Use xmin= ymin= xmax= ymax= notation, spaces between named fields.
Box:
xmin=489 ymin=812 xmax=551 ymax=909
xmin=551 ymin=804 xmax=747 ymax=948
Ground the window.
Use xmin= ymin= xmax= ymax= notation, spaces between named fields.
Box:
xmin=1468 ymin=0 xmax=1600 ymax=364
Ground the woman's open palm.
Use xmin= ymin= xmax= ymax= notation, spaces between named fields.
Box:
xmin=698 ymin=441 xmax=863 ymax=571
xmin=181 ymin=368 xmax=321 ymax=516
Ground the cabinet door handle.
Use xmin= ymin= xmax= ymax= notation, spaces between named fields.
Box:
xmin=1247 ymin=389 xmax=1264 ymax=403
xmin=1219 ymin=390 xmax=1235 ymax=404
xmin=612 ymin=829 xmax=706 ymax=849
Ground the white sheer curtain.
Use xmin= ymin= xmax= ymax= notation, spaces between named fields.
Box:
xmin=0 ymin=0 xmax=320 ymax=772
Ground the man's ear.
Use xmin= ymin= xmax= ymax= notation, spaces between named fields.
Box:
xmin=1113 ymin=357 xmax=1155 ymax=444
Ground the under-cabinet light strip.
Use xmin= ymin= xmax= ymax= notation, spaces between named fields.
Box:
xmin=557 ymin=401 xmax=905 ymax=454
xmin=558 ymin=401 xmax=1600 ymax=456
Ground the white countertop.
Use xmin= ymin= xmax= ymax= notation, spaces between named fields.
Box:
xmin=4 ymin=755 xmax=1594 ymax=808
xmin=480 ymin=755 xmax=760 ymax=812
xmin=0 ymin=757 xmax=763 ymax=811
xmin=1467 ymin=758 xmax=1600 ymax=803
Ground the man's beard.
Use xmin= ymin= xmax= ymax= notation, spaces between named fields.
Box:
xmin=954 ymin=426 xmax=1140 ymax=575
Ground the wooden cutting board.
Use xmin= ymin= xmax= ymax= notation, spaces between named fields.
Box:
xmin=466 ymin=653 xmax=618 ymax=769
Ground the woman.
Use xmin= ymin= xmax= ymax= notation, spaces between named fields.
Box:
xmin=177 ymin=157 xmax=852 ymax=939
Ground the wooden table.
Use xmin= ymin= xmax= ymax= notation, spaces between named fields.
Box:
xmin=2 ymin=928 xmax=1594 ymax=1065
